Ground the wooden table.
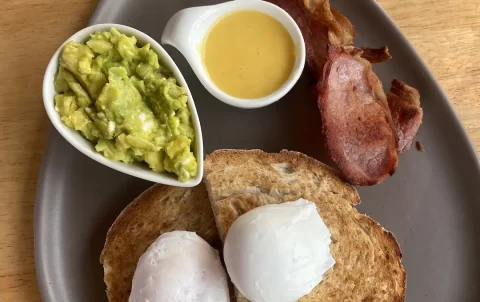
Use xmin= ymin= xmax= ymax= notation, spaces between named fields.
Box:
xmin=0 ymin=0 xmax=478 ymax=300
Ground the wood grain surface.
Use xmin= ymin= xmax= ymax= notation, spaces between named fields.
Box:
xmin=0 ymin=0 xmax=478 ymax=301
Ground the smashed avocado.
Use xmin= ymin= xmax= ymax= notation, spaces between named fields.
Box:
xmin=54 ymin=28 xmax=197 ymax=181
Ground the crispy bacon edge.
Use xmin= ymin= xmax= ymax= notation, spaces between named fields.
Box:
xmin=360 ymin=46 xmax=392 ymax=63
xmin=387 ymin=79 xmax=423 ymax=152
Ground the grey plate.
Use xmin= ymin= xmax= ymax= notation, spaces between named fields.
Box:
xmin=34 ymin=0 xmax=480 ymax=301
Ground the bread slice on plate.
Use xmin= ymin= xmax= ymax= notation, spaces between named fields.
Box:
xmin=204 ymin=149 xmax=406 ymax=302
xmin=100 ymin=184 xmax=220 ymax=302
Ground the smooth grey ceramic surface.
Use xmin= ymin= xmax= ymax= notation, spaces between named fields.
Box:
xmin=35 ymin=0 xmax=480 ymax=301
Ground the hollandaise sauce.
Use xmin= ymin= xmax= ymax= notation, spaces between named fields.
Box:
xmin=202 ymin=10 xmax=295 ymax=99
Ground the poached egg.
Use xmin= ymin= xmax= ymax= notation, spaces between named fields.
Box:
xmin=223 ymin=199 xmax=335 ymax=302
xmin=129 ymin=231 xmax=229 ymax=302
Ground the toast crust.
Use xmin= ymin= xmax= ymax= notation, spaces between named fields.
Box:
xmin=204 ymin=149 xmax=406 ymax=302
xmin=100 ymin=184 xmax=220 ymax=302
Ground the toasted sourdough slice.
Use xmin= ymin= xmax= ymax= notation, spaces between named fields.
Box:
xmin=204 ymin=149 xmax=406 ymax=302
xmin=100 ymin=184 xmax=221 ymax=302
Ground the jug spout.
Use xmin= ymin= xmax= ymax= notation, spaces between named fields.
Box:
xmin=161 ymin=7 xmax=207 ymax=56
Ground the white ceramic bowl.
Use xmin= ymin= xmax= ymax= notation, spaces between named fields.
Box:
xmin=161 ymin=0 xmax=306 ymax=109
xmin=43 ymin=23 xmax=204 ymax=187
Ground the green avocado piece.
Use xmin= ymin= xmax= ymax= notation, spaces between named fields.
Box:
xmin=60 ymin=42 xmax=107 ymax=99
xmin=54 ymin=92 xmax=78 ymax=120
xmin=144 ymin=150 xmax=165 ymax=173
xmin=69 ymin=108 xmax=101 ymax=141
xmin=58 ymin=67 xmax=92 ymax=107
xmin=95 ymin=139 xmax=133 ymax=163
xmin=164 ymin=135 xmax=197 ymax=182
